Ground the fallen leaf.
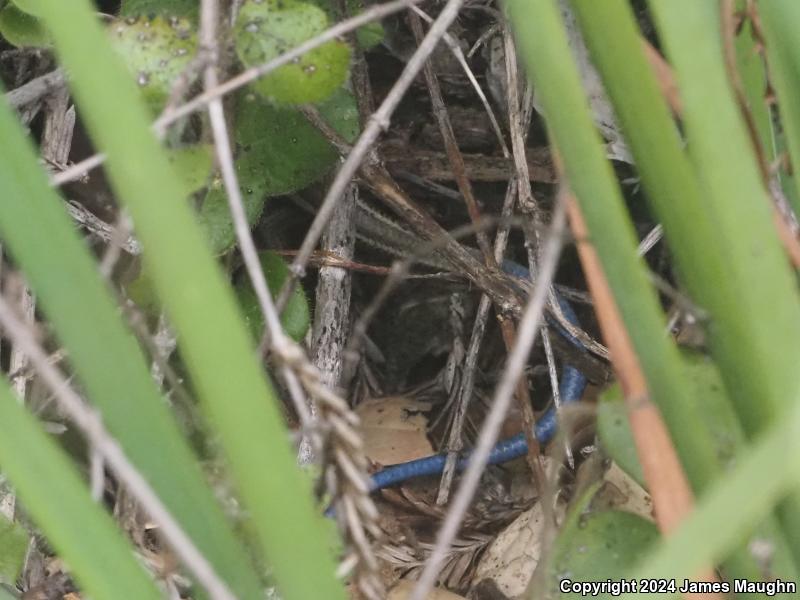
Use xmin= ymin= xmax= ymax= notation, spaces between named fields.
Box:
xmin=357 ymin=397 xmax=433 ymax=466
xmin=387 ymin=580 xmax=467 ymax=600
xmin=597 ymin=462 xmax=654 ymax=521
xmin=473 ymin=500 xmax=566 ymax=597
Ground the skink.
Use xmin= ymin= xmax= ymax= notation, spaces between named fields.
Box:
xmin=348 ymin=198 xmax=588 ymax=491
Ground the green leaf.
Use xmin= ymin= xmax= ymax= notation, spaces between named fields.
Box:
xmin=233 ymin=89 xmax=356 ymax=194
xmin=125 ymin=265 xmax=160 ymax=316
xmin=355 ymin=20 xmax=384 ymax=50
xmin=538 ymin=484 xmax=659 ymax=599
xmin=198 ymin=181 xmax=265 ymax=256
xmin=108 ymin=15 xmax=197 ymax=112
xmin=9 ymin=0 xmax=43 ymax=16
xmin=0 ymin=4 xmax=49 ymax=47
xmin=235 ymin=251 xmax=311 ymax=342
xmin=309 ymin=0 xmax=384 ymax=49
xmin=198 ymin=90 xmax=358 ymax=253
xmin=0 ymin=384 xmax=162 ymax=600
xmin=598 ymin=352 xmax=742 ymax=487
xmin=597 ymin=352 xmax=800 ymax=582
xmin=0 ymin=515 xmax=27 ymax=585
xmin=318 ymin=86 xmax=360 ymax=143
xmin=120 ymin=0 xmax=199 ymax=20
xmin=234 ymin=0 xmax=350 ymax=104
xmin=555 ymin=512 xmax=658 ymax=598
xmin=167 ymin=144 xmax=213 ymax=196
xmin=555 ymin=512 xmax=657 ymax=598
xmin=624 ymin=399 xmax=800 ymax=596
xmin=596 ymin=390 xmax=644 ymax=487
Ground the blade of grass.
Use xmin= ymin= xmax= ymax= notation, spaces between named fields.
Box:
xmin=731 ymin=1 xmax=776 ymax=167
xmin=728 ymin=2 xmax=800 ymax=251
xmin=759 ymin=1 xmax=800 ymax=216
xmin=644 ymin=0 xmax=800 ymax=437
xmin=0 ymin=381 xmax=162 ymax=600
xmin=568 ymin=0 xmax=800 ymax=574
xmin=506 ymin=0 xmax=783 ymax=582
xmin=503 ymin=0 xmax=719 ymax=492
xmin=758 ymin=0 xmax=800 ymax=220
xmin=564 ymin=192 xmax=698 ymax=536
xmin=621 ymin=398 xmax=800 ymax=598
xmin=33 ymin=2 xmax=347 ymax=598
xmin=0 ymin=587 xmax=15 ymax=600
xmin=0 ymin=93 xmax=263 ymax=597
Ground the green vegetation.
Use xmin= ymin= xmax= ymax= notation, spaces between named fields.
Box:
xmin=0 ymin=0 xmax=799 ymax=597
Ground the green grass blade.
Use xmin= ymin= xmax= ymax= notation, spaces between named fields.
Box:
xmin=569 ymin=0 xmax=800 ymax=574
xmin=730 ymin=2 xmax=800 ymax=216
xmin=33 ymin=1 xmax=346 ymax=598
xmin=0 ymin=586 xmax=16 ymax=600
xmin=506 ymin=0 xmax=787 ymax=578
xmin=0 ymin=514 xmax=27 ymax=585
xmin=622 ymin=400 xmax=800 ymax=598
xmin=0 ymin=382 xmax=162 ymax=600
xmin=732 ymin=3 xmax=775 ymax=165
xmin=759 ymin=1 xmax=800 ymax=215
xmin=645 ymin=0 xmax=800 ymax=439
xmin=504 ymin=0 xmax=719 ymax=491
xmin=0 ymin=94 xmax=263 ymax=598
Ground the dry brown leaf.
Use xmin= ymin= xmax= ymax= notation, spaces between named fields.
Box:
xmin=357 ymin=397 xmax=434 ymax=465
xmin=596 ymin=462 xmax=654 ymax=521
xmin=473 ymin=500 xmax=566 ymax=597
xmin=387 ymin=580 xmax=467 ymax=600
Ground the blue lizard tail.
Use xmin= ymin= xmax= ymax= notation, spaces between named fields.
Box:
xmin=367 ymin=260 xmax=588 ymax=492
